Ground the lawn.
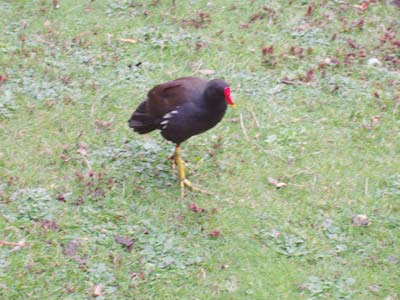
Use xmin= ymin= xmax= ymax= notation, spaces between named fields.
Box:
xmin=1 ymin=0 xmax=399 ymax=299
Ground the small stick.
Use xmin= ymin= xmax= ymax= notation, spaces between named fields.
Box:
xmin=249 ymin=105 xmax=260 ymax=128
xmin=0 ymin=240 xmax=30 ymax=247
xmin=281 ymin=79 xmax=300 ymax=86
xmin=364 ymin=177 xmax=369 ymax=196
xmin=239 ymin=112 xmax=249 ymax=140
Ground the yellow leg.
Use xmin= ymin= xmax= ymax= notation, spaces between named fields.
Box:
xmin=173 ymin=145 xmax=211 ymax=199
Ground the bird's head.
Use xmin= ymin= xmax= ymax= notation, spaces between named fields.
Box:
xmin=205 ymin=79 xmax=236 ymax=108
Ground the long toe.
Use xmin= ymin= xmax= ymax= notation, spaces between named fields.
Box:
xmin=182 ymin=179 xmax=212 ymax=196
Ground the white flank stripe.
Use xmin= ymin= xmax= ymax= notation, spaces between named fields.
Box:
xmin=163 ymin=109 xmax=179 ymax=119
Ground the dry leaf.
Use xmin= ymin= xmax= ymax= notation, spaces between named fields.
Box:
xmin=41 ymin=219 xmax=58 ymax=230
xmin=95 ymin=120 xmax=113 ymax=130
xmin=92 ymin=284 xmax=103 ymax=297
xmin=198 ymin=69 xmax=215 ymax=75
xmin=347 ymin=39 xmax=358 ymax=49
xmin=352 ymin=214 xmax=371 ymax=226
xmin=371 ymin=115 xmax=381 ymax=124
xmin=354 ymin=1 xmax=369 ymax=11
xmin=0 ymin=75 xmax=7 ymax=84
xmin=188 ymin=202 xmax=205 ymax=213
xmin=77 ymin=142 xmax=88 ymax=157
xmin=119 ymin=38 xmax=138 ymax=44
xmin=209 ymin=229 xmax=221 ymax=238
xmin=262 ymin=45 xmax=274 ymax=55
xmin=114 ymin=235 xmax=134 ymax=251
xmin=268 ymin=177 xmax=287 ymax=189
xmin=63 ymin=240 xmax=79 ymax=257
xmin=63 ymin=239 xmax=87 ymax=265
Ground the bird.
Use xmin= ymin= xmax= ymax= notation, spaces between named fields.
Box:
xmin=128 ymin=77 xmax=235 ymax=198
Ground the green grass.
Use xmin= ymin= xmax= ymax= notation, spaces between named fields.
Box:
xmin=1 ymin=0 xmax=400 ymax=299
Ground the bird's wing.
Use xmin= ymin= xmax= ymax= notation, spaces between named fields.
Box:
xmin=146 ymin=77 xmax=207 ymax=117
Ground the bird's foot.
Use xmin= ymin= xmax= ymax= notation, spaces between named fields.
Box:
xmin=180 ymin=179 xmax=212 ymax=199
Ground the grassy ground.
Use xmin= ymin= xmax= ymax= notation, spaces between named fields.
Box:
xmin=1 ymin=0 xmax=400 ymax=299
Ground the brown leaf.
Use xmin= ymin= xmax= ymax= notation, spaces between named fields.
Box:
xmin=0 ymin=75 xmax=7 ymax=85
xmin=198 ymin=69 xmax=215 ymax=75
xmin=209 ymin=229 xmax=221 ymax=238
xmin=95 ymin=120 xmax=113 ymax=131
xmin=240 ymin=22 xmax=250 ymax=29
xmin=347 ymin=39 xmax=358 ymax=49
xmin=302 ymin=69 xmax=315 ymax=83
xmin=63 ymin=239 xmax=87 ymax=265
xmin=41 ymin=219 xmax=58 ymax=230
xmin=77 ymin=142 xmax=88 ymax=157
xmin=354 ymin=1 xmax=369 ymax=11
xmin=188 ymin=203 xmax=205 ymax=213
xmin=60 ymin=153 xmax=69 ymax=162
xmin=249 ymin=12 xmax=266 ymax=23
xmin=63 ymin=240 xmax=80 ymax=257
xmin=306 ymin=5 xmax=314 ymax=16
xmin=114 ymin=235 xmax=134 ymax=251
xmin=195 ymin=41 xmax=207 ymax=50
xmin=180 ymin=11 xmax=211 ymax=29
xmin=131 ymin=271 xmax=145 ymax=280
xmin=262 ymin=45 xmax=274 ymax=55
xmin=371 ymin=115 xmax=381 ymax=124
xmin=352 ymin=214 xmax=371 ymax=226
xmin=356 ymin=19 xmax=364 ymax=29
xmin=268 ymin=177 xmax=287 ymax=189
xmin=92 ymin=284 xmax=103 ymax=297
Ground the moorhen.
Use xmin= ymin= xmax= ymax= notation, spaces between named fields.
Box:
xmin=128 ymin=77 xmax=235 ymax=198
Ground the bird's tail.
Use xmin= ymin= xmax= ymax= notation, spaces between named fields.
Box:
xmin=128 ymin=101 xmax=159 ymax=134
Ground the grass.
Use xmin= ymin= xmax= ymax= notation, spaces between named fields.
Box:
xmin=1 ymin=0 xmax=400 ymax=299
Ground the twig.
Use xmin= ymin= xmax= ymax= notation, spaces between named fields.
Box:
xmin=249 ymin=105 xmax=260 ymax=128
xmin=281 ymin=79 xmax=301 ymax=86
xmin=364 ymin=177 xmax=369 ymax=196
xmin=0 ymin=240 xmax=30 ymax=248
xmin=239 ymin=112 xmax=249 ymax=140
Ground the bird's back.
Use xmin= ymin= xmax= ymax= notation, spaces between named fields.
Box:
xmin=128 ymin=77 xmax=207 ymax=134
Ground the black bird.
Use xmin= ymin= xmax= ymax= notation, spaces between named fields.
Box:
xmin=128 ymin=77 xmax=235 ymax=198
